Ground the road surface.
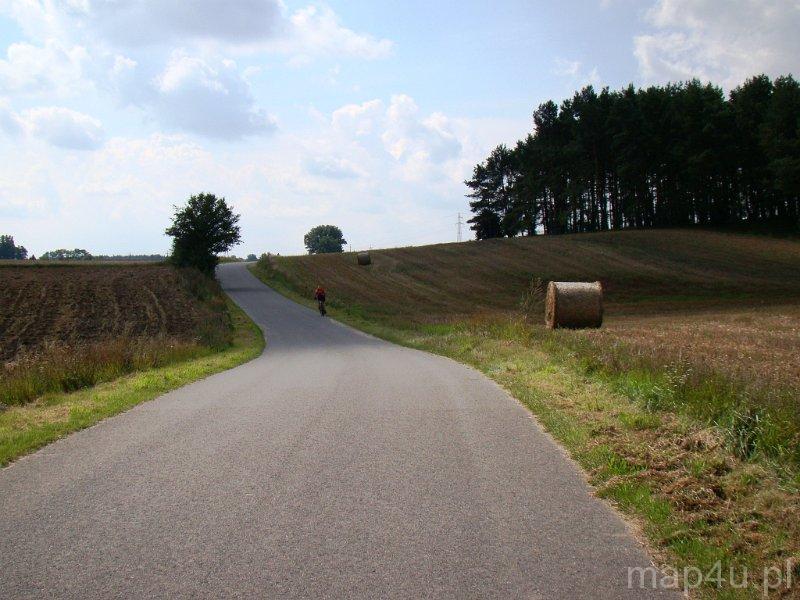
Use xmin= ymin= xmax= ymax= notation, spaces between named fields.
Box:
xmin=0 ymin=262 xmax=676 ymax=598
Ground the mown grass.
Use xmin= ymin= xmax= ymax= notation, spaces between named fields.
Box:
xmin=0 ymin=299 xmax=263 ymax=466
xmin=250 ymin=234 xmax=800 ymax=599
xmin=265 ymin=229 xmax=800 ymax=320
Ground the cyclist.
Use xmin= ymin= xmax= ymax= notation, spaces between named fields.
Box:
xmin=314 ymin=285 xmax=327 ymax=316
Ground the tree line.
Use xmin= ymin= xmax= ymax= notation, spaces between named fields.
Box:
xmin=39 ymin=249 xmax=92 ymax=260
xmin=466 ymin=74 xmax=800 ymax=238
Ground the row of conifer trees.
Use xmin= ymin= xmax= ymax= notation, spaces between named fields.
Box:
xmin=466 ymin=75 xmax=800 ymax=238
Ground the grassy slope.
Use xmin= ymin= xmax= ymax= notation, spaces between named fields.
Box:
xmin=0 ymin=299 xmax=264 ymax=466
xmin=267 ymin=229 xmax=800 ymax=320
xmin=252 ymin=228 xmax=800 ymax=599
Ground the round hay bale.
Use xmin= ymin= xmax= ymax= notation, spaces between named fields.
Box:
xmin=357 ymin=251 xmax=371 ymax=266
xmin=545 ymin=281 xmax=603 ymax=329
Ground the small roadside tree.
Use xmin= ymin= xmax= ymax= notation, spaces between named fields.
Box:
xmin=166 ymin=193 xmax=241 ymax=276
xmin=304 ymin=225 xmax=347 ymax=254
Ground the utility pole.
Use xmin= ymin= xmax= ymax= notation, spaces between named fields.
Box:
xmin=456 ymin=212 xmax=463 ymax=243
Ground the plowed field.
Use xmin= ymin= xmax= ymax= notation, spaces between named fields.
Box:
xmin=0 ymin=264 xmax=214 ymax=362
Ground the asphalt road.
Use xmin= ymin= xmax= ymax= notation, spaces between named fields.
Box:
xmin=0 ymin=262 xmax=677 ymax=599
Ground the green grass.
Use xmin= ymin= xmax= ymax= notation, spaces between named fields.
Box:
xmin=0 ymin=299 xmax=264 ymax=466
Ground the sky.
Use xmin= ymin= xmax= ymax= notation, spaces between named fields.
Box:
xmin=1 ymin=0 xmax=798 ymax=257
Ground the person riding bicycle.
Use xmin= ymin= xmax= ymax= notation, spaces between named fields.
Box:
xmin=314 ymin=285 xmax=327 ymax=316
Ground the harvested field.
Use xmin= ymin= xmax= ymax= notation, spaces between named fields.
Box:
xmin=591 ymin=304 xmax=800 ymax=396
xmin=267 ymin=229 xmax=800 ymax=322
xmin=0 ymin=264 xmax=219 ymax=362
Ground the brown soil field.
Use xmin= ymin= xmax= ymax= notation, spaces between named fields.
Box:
xmin=0 ymin=264 xmax=217 ymax=363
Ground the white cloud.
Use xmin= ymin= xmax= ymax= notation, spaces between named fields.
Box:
xmin=0 ymin=39 xmax=89 ymax=96
xmin=553 ymin=58 xmax=602 ymax=88
xmin=21 ymin=106 xmax=104 ymax=149
xmin=0 ymin=1 xmax=393 ymax=61
xmin=1 ymin=99 xmax=529 ymax=255
xmin=381 ymin=94 xmax=461 ymax=168
xmin=0 ymin=131 xmax=218 ymax=247
xmin=0 ymin=1 xmax=394 ymax=139
xmin=328 ymin=95 xmax=464 ymax=183
xmin=0 ymin=0 xmax=283 ymax=47
xmin=305 ymin=156 xmax=362 ymax=179
xmin=332 ymin=99 xmax=384 ymax=135
xmin=287 ymin=5 xmax=393 ymax=62
xmin=0 ymin=101 xmax=104 ymax=149
xmin=110 ymin=54 xmax=137 ymax=77
xmin=554 ymin=58 xmax=581 ymax=78
xmin=0 ymin=99 xmax=23 ymax=135
xmin=141 ymin=51 xmax=276 ymax=139
xmin=634 ymin=0 xmax=800 ymax=88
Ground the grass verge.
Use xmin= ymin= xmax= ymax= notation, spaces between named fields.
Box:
xmin=250 ymin=261 xmax=800 ymax=599
xmin=0 ymin=298 xmax=263 ymax=467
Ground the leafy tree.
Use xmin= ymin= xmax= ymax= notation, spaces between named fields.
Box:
xmin=304 ymin=225 xmax=347 ymax=254
xmin=166 ymin=193 xmax=241 ymax=276
xmin=0 ymin=235 xmax=27 ymax=259
xmin=246 ymin=253 xmax=258 ymax=261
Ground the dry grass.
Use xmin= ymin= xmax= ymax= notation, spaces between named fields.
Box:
xmin=1 ymin=337 xmax=209 ymax=406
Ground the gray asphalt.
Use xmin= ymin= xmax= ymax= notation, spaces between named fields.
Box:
xmin=0 ymin=262 xmax=678 ymax=599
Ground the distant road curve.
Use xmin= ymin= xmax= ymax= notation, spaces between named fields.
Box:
xmin=0 ymin=262 xmax=676 ymax=598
